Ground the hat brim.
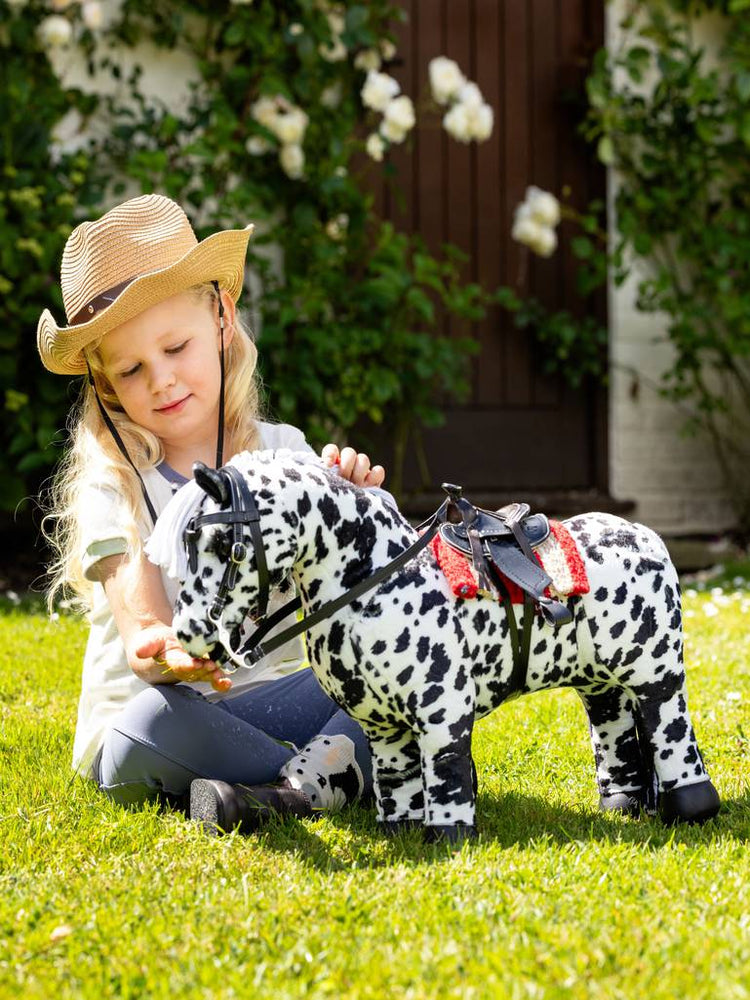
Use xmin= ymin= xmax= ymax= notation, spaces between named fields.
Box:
xmin=38 ymin=224 xmax=254 ymax=376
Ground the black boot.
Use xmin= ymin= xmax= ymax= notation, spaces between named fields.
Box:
xmin=190 ymin=778 xmax=313 ymax=834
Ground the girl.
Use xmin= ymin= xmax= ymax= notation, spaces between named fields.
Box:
xmin=39 ymin=193 xmax=388 ymax=832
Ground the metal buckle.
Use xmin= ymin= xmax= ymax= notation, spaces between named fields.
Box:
xmin=230 ymin=541 xmax=247 ymax=564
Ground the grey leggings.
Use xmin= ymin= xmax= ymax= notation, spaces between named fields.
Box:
xmin=96 ymin=668 xmax=372 ymax=807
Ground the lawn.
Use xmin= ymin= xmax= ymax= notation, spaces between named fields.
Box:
xmin=0 ymin=583 xmax=748 ymax=1000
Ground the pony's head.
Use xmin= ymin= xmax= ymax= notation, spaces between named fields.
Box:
xmin=147 ymin=450 xmax=306 ymax=662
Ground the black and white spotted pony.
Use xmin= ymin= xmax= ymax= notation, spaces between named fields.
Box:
xmin=147 ymin=449 xmax=720 ymax=841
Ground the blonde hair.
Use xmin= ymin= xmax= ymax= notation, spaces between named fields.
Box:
xmin=44 ymin=283 xmax=262 ymax=613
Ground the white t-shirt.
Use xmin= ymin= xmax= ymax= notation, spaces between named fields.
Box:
xmin=72 ymin=421 xmax=312 ymax=775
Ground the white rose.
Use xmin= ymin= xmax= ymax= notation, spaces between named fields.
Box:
xmin=289 ymin=23 xmax=304 ymax=37
xmin=429 ymin=56 xmax=466 ymax=106
xmin=319 ymin=38 xmax=348 ymax=62
xmin=467 ymin=102 xmax=493 ymax=142
xmin=361 ymin=70 xmax=400 ymax=112
xmin=443 ymin=102 xmax=471 ymax=143
xmin=524 ymin=186 xmax=561 ymax=227
xmin=383 ymin=95 xmax=415 ymax=134
xmin=366 ymin=132 xmax=386 ymax=161
xmin=327 ymin=11 xmax=346 ymax=35
xmin=512 ymin=213 xmax=557 ymax=257
xmin=251 ymin=95 xmax=280 ymax=130
xmin=530 ymin=226 xmax=557 ymax=257
xmin=38 ymin=15 xmax=73 ymax=48
xmin=325 ymin=214 xmax=349 ymax=240
xmin=280 ymin=143 xmax=305 ymax=180
xmin=458 ymin=82 xmax=483 ymax=109
xmin=82 ymin=2 xmax=103 ymax=30
xmin=246 ymin=136 xmax=272 ymax=156
xmin=512 ymin=213 xmax=543 ymax=246
xmin=379 ymin=39 xmax=397 ymax=61
xmin=320 ymin=82 xmax=342 ymax=109
xmin=354 ymin=48 xmax=382 ymax=72
xmin=272 ymin=107 xmax=308 ymax=145
xmin=379 ymin=118 xmax=407 ymax=144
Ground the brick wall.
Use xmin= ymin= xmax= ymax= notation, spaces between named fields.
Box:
xmin=608 ymin=268 xmax=736 ymax=534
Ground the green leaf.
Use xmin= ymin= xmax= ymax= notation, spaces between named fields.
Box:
xmin=633 ymin=231 xmax=653 ymax=255
xmin=736 ymin=70 xmax=750 ymax=103
xmin=571 ymin=237 xmax=593 ymax=260
xmin=597 ymin=135 xmax=615 ymax=166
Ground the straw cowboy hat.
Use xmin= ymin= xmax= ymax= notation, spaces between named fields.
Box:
xmin=37 ymin=193 xmax=254 ymax=376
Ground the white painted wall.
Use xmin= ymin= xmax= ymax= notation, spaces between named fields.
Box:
xmin=606 ymin=1 xmax=735 ymax=535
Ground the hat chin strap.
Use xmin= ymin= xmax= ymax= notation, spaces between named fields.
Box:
xmin=214 ymin=280 xmax=226 ymax=469
xmin=86 ymin=281 xmax=228 ymax=527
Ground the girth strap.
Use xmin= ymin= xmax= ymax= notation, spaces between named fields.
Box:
xmin=441 ymin=484 xmax=572 ymax=694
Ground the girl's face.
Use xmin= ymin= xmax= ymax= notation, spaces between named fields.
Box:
xmin=98 ymin=290 xmax=234 ymax=462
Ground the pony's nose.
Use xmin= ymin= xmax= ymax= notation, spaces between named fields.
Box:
xmin=175 ymin=622 xmax=214 ymax=659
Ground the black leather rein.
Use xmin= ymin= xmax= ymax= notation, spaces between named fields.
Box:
xmin=184 ymin=466 xmax=452 ymax=675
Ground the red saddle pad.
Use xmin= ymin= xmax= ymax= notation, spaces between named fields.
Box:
xmin=429 ymin=520 xmax=589 ymax=602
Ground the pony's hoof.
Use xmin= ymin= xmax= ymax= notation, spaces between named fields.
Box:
xmin=380 ymin=819 xmax=421 ymax=837
xmin=660 ymin=780 xmax=721 ymax=825
xmin=599 ymin=791 xmax=642 ymax=817
xmin=424 ymin=824 xmax=477 ymax=845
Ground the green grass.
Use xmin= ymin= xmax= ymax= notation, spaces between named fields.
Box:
xmin=1 ymin=588 xmax=749 ymax=1000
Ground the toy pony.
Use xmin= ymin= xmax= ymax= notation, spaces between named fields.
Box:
xmin=147 ymin=449 xmax=720 ymax=842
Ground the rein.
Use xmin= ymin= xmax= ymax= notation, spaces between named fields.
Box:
xmin=184 ymin=468 xmax=453 ymax=676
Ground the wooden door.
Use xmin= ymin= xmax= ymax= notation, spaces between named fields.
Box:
xmin=369 ymin=0 xmax=610 ymax=514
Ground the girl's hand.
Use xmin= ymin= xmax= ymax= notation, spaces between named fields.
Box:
xmin=321 ymin=444 xmax=386 ymax=488
xmin=134 ymin=626 xmax=232 ymax=693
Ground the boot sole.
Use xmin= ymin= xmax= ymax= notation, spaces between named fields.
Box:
xmin=190 ymin=779 xmax=241 ymax=834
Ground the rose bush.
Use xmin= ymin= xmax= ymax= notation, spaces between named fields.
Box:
xmin=0 ymin=0 xmax=494 ymax=508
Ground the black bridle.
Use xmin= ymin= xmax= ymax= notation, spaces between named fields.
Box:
xmin=183 ymin=465 xmax=452 ymax=676
xmin=185 ymin=465 xmax=269 ymax=625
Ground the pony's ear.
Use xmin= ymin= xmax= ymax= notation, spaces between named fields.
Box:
xmin=193 ymin=462 xmax=230 ymax=506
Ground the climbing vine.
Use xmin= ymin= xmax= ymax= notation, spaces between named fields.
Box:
xmin=1 ymin=0 xmax=495 ymax=506
xmin=511 ymin=0 xmax=750 ymax=528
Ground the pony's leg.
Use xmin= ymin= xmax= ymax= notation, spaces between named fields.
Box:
xmin=577 ymin=686 xmax=654 ymax=815
xmin=418 ymin=715 xmax=477 ymax=843
xmin=630 ymin=677 xmax=720 ymax=824
xmin=572 ymin=518 xmax=720 ymax=824
xmin=580 ymin=589 xmax=719 ymax=823
xmin=366 ymin=729 xmax=424 ymax=830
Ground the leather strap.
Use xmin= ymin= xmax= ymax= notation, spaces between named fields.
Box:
xmin=489 ymin=566 xmax=534 ymax=694
xmin=70 ymin=277 xmax=135 ymax=325
xmin=85 ymin=358 xmax=158 ymax=526
xmin=186 ymin=466 xmax=269 ymax=622
xmin=214 ymin=497 xmax=452 ymax=670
